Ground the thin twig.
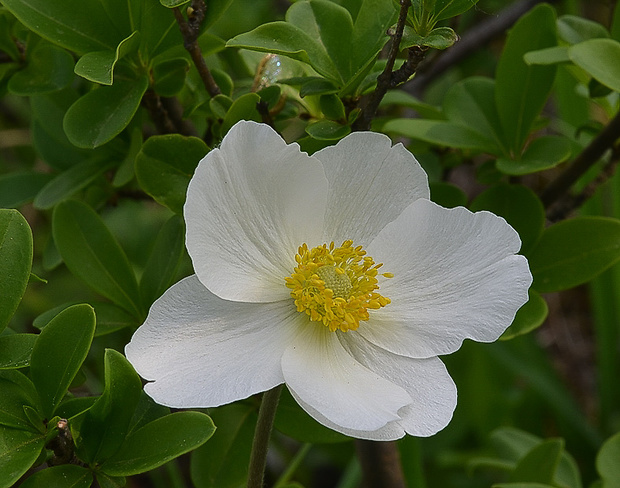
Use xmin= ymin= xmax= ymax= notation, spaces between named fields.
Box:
xmin=352 ymin=0 xmax=414 ymax=131
xmin=142 ymin=90 xmax=178 ymax=134
xmin=541 ymin=110 xmax=620 ymax=209
xmin=173 ymin=1 xmax=221 ymax=97
xmin=355 ymin=439 xmax=407 ymax=488
xmin=247 ymin=385 xmax=284 ymax=488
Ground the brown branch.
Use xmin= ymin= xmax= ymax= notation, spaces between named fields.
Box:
xmin=160 ymin=96 xmax=199 ymax=136
xmin=355 ymin=440 xmax=406 ymax=488
xmin=142 ymin=90 xmax=178 ymax=134
xmin=542 ymin=110 xmax=620 ymax=209
xmin=352 ymin=0 xmax=414 ymax=131
xmin=173 ymin=1 xmax=221 ymax=97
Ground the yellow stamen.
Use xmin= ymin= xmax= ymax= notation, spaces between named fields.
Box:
xmin=284 ymin=240 xmax=392 ymax=332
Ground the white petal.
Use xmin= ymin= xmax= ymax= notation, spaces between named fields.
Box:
xmin=313 ymin=131 xmax=430 ymax=246
xmin=185 ymin=121 xmax=328 ymax=303
xmin=364 ymin=199 xmax=532 ymax=357
xmin=125 ymin=275 xmax=303 ymax=408
xmin=341 ymin=333 xmax=457 ymax=437
xmin=281 ymin=324 xmax=412 ymax=433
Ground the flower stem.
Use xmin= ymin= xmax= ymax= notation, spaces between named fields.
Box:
xmin=247 ymin=385 xmax=284 ymax=488
xmin=355 ymin=439 xmax=406 ymax=488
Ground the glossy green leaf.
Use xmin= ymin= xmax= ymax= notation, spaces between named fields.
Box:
xmin=496 ymin=136 xmax=572 ymax=175
xmin=557 ymin=15 xmax=609 ymax=44
xmin=52 ymin=200 xmax=142 ymax=318
xmin=92 ymin=303 xmax=138 ymax=336
xmin=495 ymin=4 xmax=557 ymax=152
xmin=29 ymin=304 xmax=95 ymax=419
xmin=74 ymin=31 xmax=140 ymax=86
xmin=379 ymin=90 xmax=442 ymax=119
xmin=597 ymin=432 xmax=620 ymax=488
xmin=8 ymin=43 xmax=74 ymax=95
xmin=569 ymin=38 xmax=620 ymax=92
xmin=305 ymin=119 xmax=351 ymax=140
xmin=227 ymin=22 xmax=338 ymax=82
xmin=384 ymin=119 xmax=497 ymax=152
xmin=190 ymin=404 xmax=257 ymax=488
xmin=100 ymin=412 xmax=215 ymax=476
xmin=72 ymin=349 xmax=142 ymax=464
xmin=1 ymin=0 xmax=122 ymax=54
xmin=0 ymin=172 xmax=53 ymax=208
xmin=613 ymin=2 xmax=620 ymax=42
xmin=140 ymin=215 xmax=185 ymax=307
xmin=0 ymin=425 xmax=45 ymax=488
xmin=422 ymin=0 xmax=480 ymax=22
xmin=0 ymin=334 xmax=37 ymax=370
xmin=400 ymin=25 xmax=458 ymax=49
xmin=64 ymin=76 xmax=149 ymax=148
xmin=19 ymin=464 xmax=92 ymax=488
xmin=470 ymin=184 xmax=544 ymax=254
xmin=96 ymin=473 xmax=126 ymax=488
xmin=275 ymin=388 xmax=348 ymax=443
xmin=493 ymin=484 xmax=556 ymax=488
xmin=500 ymin=290 xmax=548 ymax=341
xmin=33 ymin=158 xmax=115 ymax=210
xmin=135 ymin=134 xmax=208 ymax=214
xmin=0 ymin=209 xmax=33 ymax=332
xmin=529 ymin=217 xmax=620 ymax=293
xmin=221 ymin=93 xmax=261 ymax=135
xmin=0 ymin=371 xmax=39 ymax=430
xmin=112 ymin=127 xmax=142 ymax=188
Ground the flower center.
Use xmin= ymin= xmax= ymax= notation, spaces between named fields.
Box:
xmin=285 ymin=240 xmax=393 ymax=332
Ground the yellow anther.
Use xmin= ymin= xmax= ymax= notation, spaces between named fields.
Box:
xmin=285 ymin=241 xmax=393 ymax=332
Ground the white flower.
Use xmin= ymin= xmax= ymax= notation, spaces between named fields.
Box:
xmin=125 ymin=121 xmax=532 ymax=441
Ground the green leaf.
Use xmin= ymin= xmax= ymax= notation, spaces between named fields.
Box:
xmin=442 ymin=77 xmax=506 ymax=155
xmin=19 ymin=464 xmax=93 ymax=488
xmin=495 ymin=4 xmax=557 ymax=152
xmin=72 ymin=349 xmax=142 ymax=464
xmin=426 ymin=0 xmax=480 ymax=22
xmin=140 ymin=215 xmax=185 ymax=307
xmin=64 ymin=76 xmax=149 ymax=148
xmin=500 ymin=290 xmax=548 ymax=341
xmin=0 ymin=334 xmax=37 ymax=370
xmin=400 ymin=25 xmax=458 ymax=49
xmin=92 ymin=303 xmax=138 ymax=336
xmin=153 ymin=57 xmax=190 ymax=96
xmin=74 ymin=31 xmax=140 ymax=86
xmin=470 ymin=184 xmax=544 ymax=254
xmin=529 ymin=217 xmax=620 ymax=293
xmin=568 ymin=38 xmax=620 ymax=93
xmin=2 ymin=0 xmax=123 ymax=54
xmin=112 ymin=127 xmax=142 ymax=188
xmin=29 ymin=304 xmax=96 ymax=419
xmin=379 ymin=90 xmax=443 ymax=119
xmin=510 ymin=439 xmax=564 ymax=484
xmin=227 ymin=22 xmax=338 ymax=83
xmin=52 ymin=200 xmax=142 ymax=318
xmin=557 ymin=15 xmax=609 ymax=44
xmin=0 ymin=172 xmax=53 ymax=208
xmin=190 ymin=404 xmax=257 ymax=488
xmin=96 ymin=473 xmax=126 ymax=488
xmin=429 ymin=182 xmax=467 ymax=208
xmin=100 ymin=412 xmax=215 ymax=477
xmin=384 ymin=119 xmax=497 ymax=152
xmin=160 ymin=0 xmax=190 ymax=6
xmin=493 ymin=484 xmax=556 ymax=488
xmin=305 ymin=119 xmax=351 ymax=141
xmin=319 ymin=94 xmax=346 ymax=121
xmin=8 ymin=43 xmax=74 ymax=95
xmin=597 ymin=432 xmax=620 ymax=488
xmin=33 ymin=158 xmax=115 ymax=210
xmin=523 ymin=46 xmax=570 ymax=66
xmin=221 ymin=93 xmax=262 ymax=135
xmin=496 ymin=136 xmax=572 ymax=176
xmin=0 ymin=425 xmax=45 ymax=488
xmin=135 ymin=134 xmax=208 ymax=214
xmin=0 ymin=371 xmax=39 ymax=430
xmin=275 ymin=388 xmax=348 ymax=443
xmin=0 ymin=209 xmax=33 ymax=332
